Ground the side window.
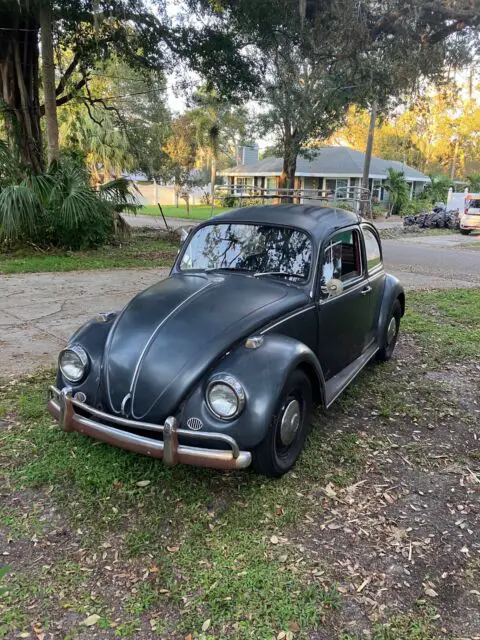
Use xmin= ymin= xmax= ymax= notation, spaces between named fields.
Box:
xmin=363 ymin=228 xmax=382 ymax=271
xmin=322 ymin=230 xmax=363 ymax=286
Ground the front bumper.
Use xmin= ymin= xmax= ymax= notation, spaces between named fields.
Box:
xmin=47 ymin=386 xmax=251 ymax=470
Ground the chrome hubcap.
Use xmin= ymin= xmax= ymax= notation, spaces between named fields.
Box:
xmin=279 ymin=399 xmax=301 ymax=446
xmin=387 ymin=317 xmax=397 ymax=345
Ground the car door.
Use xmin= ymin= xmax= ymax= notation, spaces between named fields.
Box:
xmin=315 ymin=228 xmax=372 ymax=380
xmin=361 ymin=224 xmax=386 ymax=346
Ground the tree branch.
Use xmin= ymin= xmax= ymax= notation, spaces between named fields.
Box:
xmin=55 ymin=52 xmax=81 ymax=96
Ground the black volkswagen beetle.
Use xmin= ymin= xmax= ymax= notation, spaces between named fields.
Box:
xmin=48 ymin=205 xmax=404 ymax=477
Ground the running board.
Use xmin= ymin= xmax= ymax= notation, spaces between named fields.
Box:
xmin=324 ymin=343 xmax=378 ymax=408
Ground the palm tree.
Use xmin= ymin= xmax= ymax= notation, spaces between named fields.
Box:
xmin=422 ymin=174 xmax=453 ymax=204
xmin=0 ymin=153 xmax=137 ymax=248
xmin=189 ymin=89 xmax=248 ymax=202
xmin=59 ymin=106 xmax=134 ymax=185
xmin=384 ymin=168 xmax=410 ymax=217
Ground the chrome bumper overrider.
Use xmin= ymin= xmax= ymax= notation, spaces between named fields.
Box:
xmin=47 ymin=386 xmax=251 ymax=470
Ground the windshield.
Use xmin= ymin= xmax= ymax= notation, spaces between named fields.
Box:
xmin=179 ymin=223 xmax=312 ymax=282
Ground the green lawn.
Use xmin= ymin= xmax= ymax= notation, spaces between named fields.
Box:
xmin=0 ymin=235 xmax=178 ymax=274
xmin=139 ymin=204 xmax=229 ymax=220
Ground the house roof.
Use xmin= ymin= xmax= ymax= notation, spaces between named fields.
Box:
xmin=221 ymin=146 xmax=429 ymax=182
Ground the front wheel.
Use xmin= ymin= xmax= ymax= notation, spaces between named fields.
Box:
xmin=252 ymin=369 xmax=312 ymax=477
xmin=376 ymin=300 xmax=402 ymax=362
xmin=460 ymin=229 xmax=472 ymax=235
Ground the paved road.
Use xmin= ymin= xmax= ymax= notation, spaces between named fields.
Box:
xmin=1 ymin=235 xmax=480 ymax=378
xmin=383 ymin=236 xmax=480 ymax=289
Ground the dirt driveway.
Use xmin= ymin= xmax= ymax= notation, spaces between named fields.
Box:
xmin=0 ymin=269 xmax=167 ymax=378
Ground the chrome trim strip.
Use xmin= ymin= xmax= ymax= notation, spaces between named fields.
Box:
xmin=368 ymin=268 xmax=384 ymax=281
xmin=260 ymin=305 xmax=316 ymax=334
xmin=318 ymin=277 xmax=368 ymax=305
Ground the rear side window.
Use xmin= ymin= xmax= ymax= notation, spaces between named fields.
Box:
xmin=322 ymin=230 xmax=362 ymax=284
xmin=363 ymin=228 xmax=382 ymax=271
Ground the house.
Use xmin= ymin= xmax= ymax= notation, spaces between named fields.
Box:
xmin=220 ymin=146 xmax=430 ymax=201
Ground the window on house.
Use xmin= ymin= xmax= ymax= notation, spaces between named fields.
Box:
xmin=325 ymin=178 xmax=349 ymax=197
xmin=362 ymin=228 xmax=382 ymax=271
xmin=322 ymin=230 xmax=363 ymax=285
xmin=265 ymin=177 xmax=277 ymax=193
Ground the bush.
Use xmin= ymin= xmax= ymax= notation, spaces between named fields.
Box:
xmin=0 ymin=157 xmax=138 ymax=249
xmin=401 ymin=198 xmax=431 ymax=215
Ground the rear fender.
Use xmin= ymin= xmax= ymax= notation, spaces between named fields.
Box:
xmin=180 ymin=334 xmax=325 ymax=450
xmin=377 ymin=274 xmax=405 ymax=346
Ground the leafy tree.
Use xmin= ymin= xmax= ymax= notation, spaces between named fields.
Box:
xmin=194 ymin=0 xmax=480 ymax=191
xmin=189 ymin=88 xmax=249 ymax=200
xmin=0 ymin=0 xmax=258 ymax=172
xmin=466 ymin=174 xmax=480 ymax=191
xmin=384 ymin=168 xmax=410 ymax=217
xmin=422 ymin=175 xmax=453 ymax=204
xmin=58 ymin=60 xmax=170 ymax=182
xmin=335 ymin=85 xmax=480 ymax=180
xmin=163 ymin=115 xmax=199 ymax=210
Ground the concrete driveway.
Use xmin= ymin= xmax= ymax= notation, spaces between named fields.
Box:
xmin=1 ymin=269 xmax=167 ymax=378
xmin=1 ymin=234 xmax=480 ymax=378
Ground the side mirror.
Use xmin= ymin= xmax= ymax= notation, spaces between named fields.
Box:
xmin=180 ymin=228 xmax=189 ymax=243
xmin=320 ymin=278 xmax=343 ymax=298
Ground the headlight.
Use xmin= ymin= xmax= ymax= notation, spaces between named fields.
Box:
xmin=206 ymin=375 xmax=246 ymax=420
xmin=59 ymin=345 xmax=89 ymax=383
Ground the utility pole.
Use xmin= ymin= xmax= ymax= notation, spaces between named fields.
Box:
xmin=361 ymin=101 xmax=377 ymax=218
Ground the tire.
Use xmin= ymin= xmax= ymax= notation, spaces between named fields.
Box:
xmin=252 ymin=369 xmax=312 ymax=477
xmin=376 ymin=299 xmax=402 ymax=362
xmin=460 ymin=229 xmax=472 ymax=235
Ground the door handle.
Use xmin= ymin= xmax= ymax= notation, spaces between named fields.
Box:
xmin=361 ymin=285 xmax=372 ymax=295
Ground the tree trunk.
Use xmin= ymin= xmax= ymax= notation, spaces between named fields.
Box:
xmin=40 ymin=1 xmax=59 ymax=165
xmin=0 ymin=19 xmax=43 ymax=173
xmin=210 ymin=154 xmax=217 ymax=201
xmin=279 ymin=135 xmax=299 ymax=203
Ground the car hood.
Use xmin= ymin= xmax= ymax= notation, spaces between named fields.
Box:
xmin=102 ymin=272 xmax=309 ymax=420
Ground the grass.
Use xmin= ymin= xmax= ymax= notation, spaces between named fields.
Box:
xmin=1 ymin=289 xmax=479 ymax=638
xmin=0 ymin=370 xmax=359 ymax=639
xmin=403 ymin=289 xmax=480 ymax=361
xmin=0 ymin=234 xmax=178 ymax=274
xmin=138 ymin=204 xmax=229 ymax=220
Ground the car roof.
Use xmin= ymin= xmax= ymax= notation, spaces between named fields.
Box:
xmin=203 ymin=204 xmax=360 ymax=240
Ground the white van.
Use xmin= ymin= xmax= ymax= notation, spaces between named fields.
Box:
xmin=460 ymin=197 xmax=480 ymax=235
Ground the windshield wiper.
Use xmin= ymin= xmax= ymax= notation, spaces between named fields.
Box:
xmin=205 ymin=267 xmax=252 ymax=273
xmin=254 ymin=271 xmax=305 ymax=280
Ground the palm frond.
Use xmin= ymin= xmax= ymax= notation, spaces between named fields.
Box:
xmin=99 ymin=177 xmax=139 ymax=213
xmin=0 ymin=183 xmax=42 ymax=241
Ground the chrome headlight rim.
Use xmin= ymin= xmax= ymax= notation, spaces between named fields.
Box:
xmin=206 ymin=374 xmax=246 ymax=421
xmin=58 ymin=344 xmax=89 ymax=383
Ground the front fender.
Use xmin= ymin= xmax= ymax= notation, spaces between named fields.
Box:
xmin=180 ymin=334 xmax=325 ymax=450
xmin=56 ymin=313 xmax=118 ymax=399
xmin=378 ymin=274 xmax=405 ymax=344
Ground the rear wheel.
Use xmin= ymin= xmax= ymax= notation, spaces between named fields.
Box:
xmin=460 ymin=229 xmax=472 ymax=235
xmin=376 ymin=300 xmax=402 ymax=362
xmin=252 ymin=369 xmax=312 ymax=477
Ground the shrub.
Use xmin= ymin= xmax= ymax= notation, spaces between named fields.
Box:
xmin=0 ymin=156 xmax=138 ymax=249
